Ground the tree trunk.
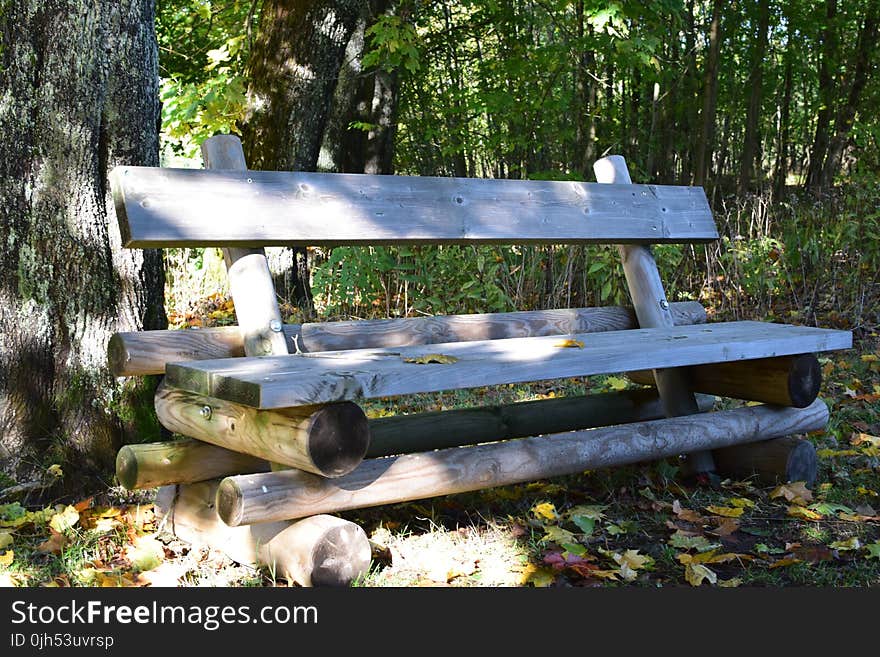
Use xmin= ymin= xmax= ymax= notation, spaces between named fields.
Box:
xmin=738 ymin=0 xmax=770 ymax=193
xmin=693 ymin=0 xmax=722 ymax=187
xmin=0 ymin=0 xmax=166 ymax=490
xmin=805 ymin=0 xmax=838 ymax=191
xmin=241 ymin=0 xmax=364 ymax=313
xmin=773 ymin=27 xmax=794 ymax=200
xmin=819 ymin=5 xmax=878 ymax=189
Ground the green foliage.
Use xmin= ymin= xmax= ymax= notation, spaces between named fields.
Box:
xmin=363 ymin=13 xmax=421 ymax=74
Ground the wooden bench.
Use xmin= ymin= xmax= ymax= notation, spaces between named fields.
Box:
xmin=108 ymin=135 xmax=851 ymax=586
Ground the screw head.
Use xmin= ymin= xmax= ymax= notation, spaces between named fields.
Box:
xmin=269 ymin=319 xmax=282 ymax=332
xmin=199 ymin=406 xmax=213 ymax=420
xmin=659 ymin=299 xmax=670 ymax=310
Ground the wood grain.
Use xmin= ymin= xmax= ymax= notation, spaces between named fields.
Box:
xmin=154 ymin=381 xmax=369 ymax=477
xmin=165 ymin=321 xmax=852 ymax=409
xmin=108 ymin=302 xmax=706 ymax=376
xmin=154 ymin=482 xmax=371 ymax=586
xmin=712 ymin=435 xmax=819 ymax=487
xmin=215 ymin=399 xmax=830 ymax=525
xmin=110 ymin=166 xmax=719 ymax=247
xmin=115 ymin=389 xmax=715 ymax=489
xmin=628 ymin=353 xmax=821 ymax=407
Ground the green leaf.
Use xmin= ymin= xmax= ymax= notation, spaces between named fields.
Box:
xmin=865 ymin=542 xmax=880 ymax=560
xmin=570 ymin=515 xmax=596 ymax=535
xmin=668 ymin=532 xmax=720 ymax=552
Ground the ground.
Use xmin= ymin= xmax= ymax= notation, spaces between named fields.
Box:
xmin=1 ymin=306 xmax=878 ymax=588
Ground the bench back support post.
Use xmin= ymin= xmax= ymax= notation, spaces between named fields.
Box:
xmin=201 ymin=135 xmax=290 ymax=357
xmin=594 ymin=155 xmax=715 ymax=475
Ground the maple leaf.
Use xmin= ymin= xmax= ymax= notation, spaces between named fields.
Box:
xmin=46 ymin=464 xmax=63 ymax=478
xmin=0 ymin=550 xmax=13 ymax=567
xmin=684 ymin=563 xmax=717 ymax=586
xmin=612 ymin=549 xmax=653 ymax=573
xmin=679 ymin=550 xmax=752 ymax=565
xmin=865 ymin=542 xmax=880 ymax=560
xmin=709 ymin=518 xmax=740 ymax=537
xmin=126 ymin=536 xmax=165 ymax=573
xmin=518 ymin=563 xmax=556 ymax=587
xmin=728 ymin=497 xmax=756 ymax=509
xmin=49 ymin=505 xmax=80 ymax=533
xmin=532 ymin=502 xmax=558 ymax=521
xmin=567 ymin=505 xmax=606 ymax=521
xmin=554 ymin=339 xmax=584 ymax=348
xmin=787 ymin=505 xmax=823 ymax=521
xmin=37 ymin=531 xmax=68 ymax=555
xmin=771 ymin=482 xmax=813 ymax=506
xmin=604 ymin=376 xmax=629 ymax=390
xmin=791 ymin=545 xmax=834 ymax=564
xmin=851 ymin=433 xmax=880 ymax=447
xmin=403 ymin=353 xmax=458 ymax=364
xmin=0 ymin=532 xmax=12 ymax=550
xmin=705 ymin=505 xmax=744 ymax=518
xmin=810 ymin=502 xmax=854 ymax=516
xmin=542 ymin=525 xmax=577 ymax=546
xmin=672 ymin=500 xmax=705 ymax=523
xmin=829 ymin=537 xmax=861 ymax=551
xmin=768 ymin=557 xmax=802 ymax=569
xmin=668 ymin=531 xmax=720 ymax=552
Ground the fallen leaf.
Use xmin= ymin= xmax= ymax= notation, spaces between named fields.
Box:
xmin=709 ymin=518 xmax=740 ymax=537
xmin=569 ymin=515 xmax=596 ymax=535
xmin=684 ymin=563 xmax=717 ymax=586
xmin=829 ymin=537 xmax=861 ymax=551
xmin=542 ymin=525 xmax=577 ymax=546
xmin=679 ymin=550 xmax=751 ymax=565
xmin=554 ymin=339 xmax=584 ymax=349
xmin=73 ymin=497 xmax=93 ymax=512
xmin=865 ymin=542 xmax=880 ymax=560
xmin=728 ymin=497 xmax=756 ymax=509
xmin=771 ymin=482 xmax=813 ymax=505
xmin=673 ymin=500 xmax=705 ymax=523
xmin=37 ymin=531 xmax=68 ymax=555
xmin=668 ymin=531 xmax=720 ymax=552
xmin=810 ymin=502 xmax=854 ymax=516
xmin=46 ymin=464 xmax=63 ymax=478
xmin=588 ymin=569 xmax=621 ymax=580
xmin=0 ymin=550 xmax=13 ymax=566
xmin=403 ymin=353 xmax=459 ymax=364
xmin=0 ymin=532 xmax=12 ymax=550
xmin=787 ymin=505 xmax=824 ymax=521
xmin=49 ymin=505 xmax=80 ymax=533
xmin=768 ymin=557 xmax=802 ymax=569
xmin=126 ymin=536 xmax=165 ymax=573
xmin=567 ymin=505 xmax=606 ymax=521
xmin=532 ymin=502 xmax=558 ymax=521
xmin=705 ymin=505 xmax=744 ymax=518
xmin=612 ymin=549 xmax=653 ymax=574
xmin=518 ymin=563 xmax=556 ymax=587
xmin=791 ymin=545 xmax=835 ymax=563
xmin=851 ymin=433 xmax=880 ymax=447
xmin=718 ymin=577 xmax=743 ymax=588
xmin=755 ymin=543 xmax=786 ymax=555
xmin=604 ymin=376 xmax=629 ymax=390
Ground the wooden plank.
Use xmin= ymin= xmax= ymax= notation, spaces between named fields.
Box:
xmin=164 ymin=321 xmax=852 ymax=409
xmin=595 ymin=154 xmax=714 ymax=474
xmin=108 ymin=301 xmax=706 ymax=376
xmin=215 ymin=399 xmax=830 ymax=525
xmin=116 ymin=389 xmax=715 ymax=489
xmin=110 ymin=166 xmax=719 ymax=247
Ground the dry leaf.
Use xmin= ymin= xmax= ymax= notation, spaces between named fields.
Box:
xmin=37 ymin=531 xmax=68 ymax=555
xmin=46 ymin=464 xmax=63 ymax=478
xmin=728 ymin=497 xmax=756 ymax=509
xmin=0 ymin=550 xmax=13 ymax=566
xmin=518 ymin=563 xmax=556 ymax=587
xmin=49 ymin=505 xmax=80 ymax=533
xmin=718 ymin=577 xmax=743 ymax=588
xmin=851 ymin=433 xmax=880 ymax=447
xmin=126 ymin=536 xmax=165 ymax=573
xmin=771 ymin=482 xmax=813 ymax=506
xmin=768 ymin=557 xmax=802 ymax=569
xmin=829 ymin=537 xmax=861 ymax=551
xmin=709 ymin=518 xmax=740 ymax=537
xmin=0 ymin=532 xmax=12 ymax=550
xmin=705 ymin=505 xmax=744 ymax=518
xmin=532 ymin=502 xmax=558 ymax=521
xmin=543 ymin=525 xmax=577 ymax=545
xmin=673 ymin=500 xmax=706 ymax=523
xmin=684 ymin=563 xmax=717 ymax=586
xmin=403 ymin=353 xmax=459 ymax=364
xmin=554 ymin=339 xmax=584 ymax=349
xmin=787 ymin=505 xmax=823 ymax=521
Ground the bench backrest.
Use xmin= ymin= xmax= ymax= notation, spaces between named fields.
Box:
xmin=110 ymin=166 xmax=717 ymax=248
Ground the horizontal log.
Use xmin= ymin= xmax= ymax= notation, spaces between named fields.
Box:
xmin=154 ymin=381 xmax=369 ymax=477
xmin=108 ymin=302 xmax=707 ymax=377
xmin=155 ymin=483 xmax=371 ymax=587
xmin=111 ymin=166 xmax=718 ymax=248
xmin=628 ymin=354 xmax=821 ymax=407
xmin=166 ymin=321 xmax=851 ymax=409
xmin=216 ymin=399 xmax=829 ymax=526
xmin=116 ymin=388 xmax=716 ymax=489
xmin=712 ymin=435 xmax=819 ymax=487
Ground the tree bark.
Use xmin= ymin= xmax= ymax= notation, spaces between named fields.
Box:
xmin=241 ymin=0 xmax=364 ymax=313
xmin=0 ymin=0 xmax=166 ymax=489
xmin=738 ymin=0 xmax=770 ymax=193
xmin=773 ymin=24 xmax=794 ymax=200
xmin=805 ymin=0 xmax=839 ymax=191
xmin=693 ymin=0 xmax=723 ymax=187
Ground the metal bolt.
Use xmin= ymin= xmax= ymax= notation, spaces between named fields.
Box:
xmin=199 ymin=406 xmax=213 ymax=420
xmin=659 ymin=299 xmax=669 ymax=310
xmin=269 ymin=319 xmax=282 ymax=332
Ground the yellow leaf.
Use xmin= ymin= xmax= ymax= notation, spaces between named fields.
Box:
xmin=612 ymin=549 xmax=653 ymax=572
xmin=49 ymin=505 xmax=80 ymax=533
xmin=403 ymin=353 xmax=459 ymax=364
xmin=851 ymin=433 xmax=880 ymax=447
xmin=543 ymin=525 xmax=576 ymax=545
xmin=857 ymin=486 xmax=877 ymax=497
xmin=604 ymin=376 xmax=629 ymax=391
xmin=787 ymin=505 xmax=823 ymax=521
xmin=127 ymin=536 xmax=165 ymax=573
xmin=718 ymin=577 xmax=743 ymax=588
xmin=860 ymin=354 xmax=878 ymax=362
xmin=0 ymin=532 xmax=12 ymax=550
xmin=728 ymin=497 xmax=755 ymax=509
xmin=518 ymin=563 xmax=555 ymax=587
xmin=684 ymin=563 xmax=717 ymax=586
xmin=588 ymin=569 xmax=621 ymax=580
xmin=770 ymin=482 xmax=813 ymax=506
xmin=46 ymin=464 xmax=63 ymax=478
xmin=705 ymin=505 xmax=744 ymax=518
xmin=554 ymin=339 xmax=584 ymax=349
xmin=532 ymin=502 xmax=558 ymax=521
xmin=0 ymin=550 xmax=13 ymax=567
xmin=829 ymin=537 xmax=861 ymax=551
xmin=768 ymin=557 xmax=802 ymax=569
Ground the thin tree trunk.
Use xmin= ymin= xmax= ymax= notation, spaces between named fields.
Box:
xmin=0 ymin=0 xmax=166 ymax=489
xmin=242 ymin=0 xmax=363 ymax=314
xmin=694 ymin=0 xmax=723 ymax=187
xmin=805 ymin=0 xmax=838 ymax=191
xmin=739 ymin=0 xmax=770 ymax=193
xmin=773 ymin=25 xmax=794 ymax=200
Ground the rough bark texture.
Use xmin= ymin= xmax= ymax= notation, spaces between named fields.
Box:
xmin=0 ymin=1 xmax=166 ymax=490
xmin=738 ymin=0 xmax=770 ymax=192
xmin=241 ymin=0 xmax=364 ymax=313
xmin=693 ymin=0 xmax=722 ymax=187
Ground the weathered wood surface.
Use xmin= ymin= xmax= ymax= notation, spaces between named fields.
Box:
xmin=215 ymin=399 xmax=830 ymax=525
xmin=110 ymin=166 xmax=719 ymax=247
xmin=154 ymin=381 xmax=369 ymax=477
xmin=202 ymin=136 xmax=289 ymax=357
xmin=115 ymin=389 xmax=716 ymax=489
xmin=712 ymin=435 xmax=819 ymax=487
xmin=165 ymin=321 xmax=852 ymax=409
xmin=108 ymin=302 xmax=706 ymax=376
xmin=628 ymin=353 xmax=821 ymax=407
xmin=595 ymin=154 xmax=714 ymax=473
xmin=155 ymin=483 xmax=371 ymax=586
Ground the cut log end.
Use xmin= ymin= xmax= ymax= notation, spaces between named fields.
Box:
xmin=115 ymin=446 xmax=139 ymax=490
xmin=217 ymin=477 xmax=245 ymax=527
xmin=712 ymin=435 xmax=819 ymax=487
xmin=308 ymin=522 xmax=373 ymax=587
xmin=306 ymin=402 xmax=371 ymax=478
xmin=788 ymin=354 xmax=822 ymax=408
xmin=107 ymin=334 xmax=130 ymax=378
xmin=785 ymin=439 xmax=819 ymax=487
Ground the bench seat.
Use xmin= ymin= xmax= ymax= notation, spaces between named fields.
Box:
xmin=165 ymin=321 xmax=852 ymax=409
